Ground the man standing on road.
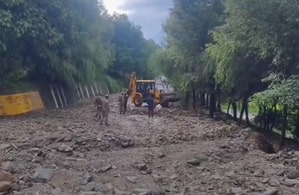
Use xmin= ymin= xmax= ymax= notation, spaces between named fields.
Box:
xmin=145 ymin=92 xmax=155 ymax=118
xmin=123 ymin=89 xmax=129 ymax=114
xmin=94 ymin=94 xmax=103 ymax=120
xmin=100 ymin=94 xmax=110 ymax=125
xmin=118 ymin=92 xmax=124 ymax=114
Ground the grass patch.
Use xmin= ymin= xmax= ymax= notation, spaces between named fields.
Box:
xmin=221 ymin=101 xmax=294 ymax=139
xmin=221 ymin=101 xmax=259 ymax=116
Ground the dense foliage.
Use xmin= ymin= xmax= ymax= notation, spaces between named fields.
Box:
xmin=154 ymin=0 xmax=299 ymax=145
xmin=3 ymin=0 xmax=299 ymax=145
xmin=0 ymin=0 xmax=159 ymax=91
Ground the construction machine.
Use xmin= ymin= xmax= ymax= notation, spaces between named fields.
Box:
xmin=128 ymin=72 xmax=179 ymax=107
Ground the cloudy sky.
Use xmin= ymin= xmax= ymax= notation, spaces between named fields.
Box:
xmin=102 ymin=0 xmax=173 ymax=43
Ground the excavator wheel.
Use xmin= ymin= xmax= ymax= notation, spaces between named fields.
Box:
xmin=134 ymin=94 xmax=143 ymax=107
xmin=160 ymin=98 xmax=169 ymax=107
xmin=161 ymin=101 xmax=169 ymax=108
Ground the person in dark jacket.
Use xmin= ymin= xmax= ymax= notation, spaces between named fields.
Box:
xmin=145 ymin=92 xmax=155 ymax=118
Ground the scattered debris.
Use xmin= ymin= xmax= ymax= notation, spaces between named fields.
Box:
xmin=0 ymin=95 xmax=298 ymax=194
xmin=31 ymin=167 xmax=54 ymax=183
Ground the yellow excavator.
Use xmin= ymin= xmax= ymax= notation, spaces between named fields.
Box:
xmin=128 ymin=72 xmax=179 ymax=107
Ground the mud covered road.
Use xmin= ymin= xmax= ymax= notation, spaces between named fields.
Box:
xmin=1 ymin=95 xmax=299 ymax=195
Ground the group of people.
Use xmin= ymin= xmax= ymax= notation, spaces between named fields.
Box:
xmin=119 ymin=89 xmax=156 ymax=118
xmin=93 ymin=89 xmax=159 ymax=126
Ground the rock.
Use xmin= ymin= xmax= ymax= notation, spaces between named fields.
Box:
xmin=114 ymin=188 xmax=130 ymax=195
xmin=0 ymin=171 xmax=15 ymax=182
xmin=28 ymin=148 xmax=46 ymax=157
xmin=0 ymin=144 xmax=11 ymax=151
xmin=80 ymin=192 xmax=102 ymax=195
xmin=11 ymin=182 xmax=20 ymax=191
xmin=0 ymin=181 xmax=12 ymax=193
xmin=44 ymin=122 xmax=50 ymax=126
xmin=268 ymin=178 xmax=280 ymax=187
xmin=82 ymin=182 xmax=97 ymax=191
xmin=253 ymin=170 xmax=264 ymax=177
xmin=164 ymin=186 xmax=179 ymax=193
xmin=57 ymin=144 xmax=73 ymax=153
xmin=31 ymin=167 xmax=54 ymax=183
xmin=132 ymin=188 xmax=165 ymax=195
xmin=121 ymin=140 xmax=134 ymax=148
xmin=126 ymin=176 xmax=138 ymax=183
xmin=80 ymin=172 xmax=92 ymax=185
xmin=64 ymin=134 xmax=73 ymax=142
xmin=104 ymin=183 xmax=114 ymax=191
xmin=169 ymin=174 xmax=178 ymax=179
xmin=2 ymin=162 xmax=15 ymax=173
xmin=225 ymin=171 xmax=235 ymax=178
xmin=187 ymin=159 xmax=201 ymax=166
xmin=12 ymin=191 xmax=24 ymax=195
xmin=229 ymin=187 xmax=243 ymax=195
xmin=97 ymin=165 xmax=112 ymax=173
xmin=286 ymin=169 xmax=299 ymax=179
xmin=135 ymin=163 xmax=147 ymax=171
xmin=262 ymin=187 xmax=278 ymax=195
xmin=284 ymin=179 xmax=299 ymax=187
xmin=58 ymin=126 xmax=64 ymax=131
xmin=262 ymin=178 xmax=269 ymax=184
xmin=287 ymin=150 xmax=295 ymax=156
xmin=207 ymin=185 xmax=214 ymax=190
xmin=276 ymin=170 xmax=284 ymax=176
xmin=140 ymin=169 xmax=152 ymax=175
xmin=51 ymin=188 xmax=64 ymax=195
xmin=158 ymin=152 xmax=165 ymax=158
xmin=74 ymin=152 xmax=86 ymax=158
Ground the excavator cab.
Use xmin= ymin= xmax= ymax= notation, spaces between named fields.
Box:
xmin=128 ymin=71 xmax=179 ymax=107
xmin=134 ymin=80 xmax=161 ymax=107
xmin=128 ymin=72 xmax=162 ymax=107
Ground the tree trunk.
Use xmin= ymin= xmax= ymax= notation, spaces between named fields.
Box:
xmin=206 ymin=93 xmax=209 ymax=106
xmin=232 ymin=101 xmax=237 ymax=121
xmin=216 ymin=88 xmax=221 ymax=112
xmin=227 ymin=100 xmax=231 ymax=114
xmin=185 ymin=91 xmax=189 ymax=109
xmin=209 ymin=92 xmax=216 ymax=118
xmin=192 ymin=86 xmax=196 ymax=110
xmin=239 ymin=97 xmax=249 ymax=124
xmin=238 ymin=101 xmax=245 ymax=124
xmin=244 ymin=99 xmax=249 ymax=124
xmin=295 ymin=107 xmax=299 ymax=141
xmin=208 ymin=77 xmax=216 ymax=118
xmin=280 ymin=104 xmax=288 ymax=147
xmin=262 ymin=106 xmax=267 ymax=131
xmin=200 ymin=92 xmax=205 ymax=106
xmin=270 ymin=104 xmax=277 ymax=131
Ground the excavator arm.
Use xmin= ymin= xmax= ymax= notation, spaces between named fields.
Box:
xmin=128 ymin=72 xmax=138 ymax=104
xmin=128 ymin=72 xmax=137 ymax=94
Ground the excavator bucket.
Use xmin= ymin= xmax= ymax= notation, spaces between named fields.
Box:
xmin=160 ymin=92 xmax=181 ymax=107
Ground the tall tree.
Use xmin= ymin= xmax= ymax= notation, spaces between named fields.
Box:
xmin=108 ymin=14 xmax=158 ymax=83
xmin=163 ymin=0 xmax=224 ymax=113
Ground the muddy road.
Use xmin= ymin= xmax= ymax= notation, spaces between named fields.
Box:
xmin=1 ymin=95 xmax=299 ymax=195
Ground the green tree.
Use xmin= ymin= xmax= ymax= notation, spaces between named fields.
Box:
xmin=163 ymin=0 xmax=224 ymax=114
xmin=208 ymin=0 xmax=299 ymax=145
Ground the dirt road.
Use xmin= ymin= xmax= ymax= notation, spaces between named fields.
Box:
xmin=1 ymin=95 xmax=299 ymax=195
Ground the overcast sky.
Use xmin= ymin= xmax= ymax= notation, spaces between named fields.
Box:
xmin=102 ymin=0 xmax=172 ymax=43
